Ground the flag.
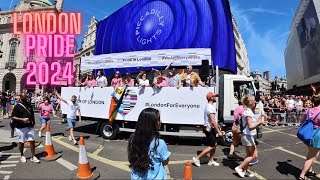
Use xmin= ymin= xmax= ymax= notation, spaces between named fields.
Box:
xmin=109 ymin=86 xmax=128 ymax=124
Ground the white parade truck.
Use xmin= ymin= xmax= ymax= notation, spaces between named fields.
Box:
xmin=61 ymin=74 xmax=256 ymax=146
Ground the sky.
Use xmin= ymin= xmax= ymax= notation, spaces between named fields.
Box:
xmin=0 ymin=0 xmax=300 ymax=78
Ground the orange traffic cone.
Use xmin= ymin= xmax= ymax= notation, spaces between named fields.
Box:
xmin=74 ymin=136 xmax=100 ymax=180
xmin=183 ymin=161 xmax=192 ymax=180
xmin=41 ymin=125 xmax=61 ymax=161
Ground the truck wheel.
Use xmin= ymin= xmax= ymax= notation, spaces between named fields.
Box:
xmin=61 ymin=115 xmax=67 ymax=124
xmin=100 ymin=122 xmax=119 ymax=140
xmin=220 ymin=128 xmax=233 ymax=147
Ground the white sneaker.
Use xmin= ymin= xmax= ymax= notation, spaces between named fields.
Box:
xmin=31 ymin=156 xmax=40 ymax=163
xmin=208 ymin=160 xmax=220 ymax=166
xmin=235 ymin=166 xmax=245 ymax=178
xmin=68 ymin=136 xmax=72 ymax=141
xmin=245 ymin=171 xmax=255 ymax=177
xmin=192 ymin=157 xmax=201 ymax=167
xmin=38 ymin=131 xmax=42 ymax=138
xmin=20 ymin=156 xmax=27 ymax=163
xmin=73 ymin=139 xmax=78 ymax=145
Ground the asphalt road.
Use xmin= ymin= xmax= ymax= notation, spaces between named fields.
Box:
xmin=0 ymin=114 xmax=319 ymax=179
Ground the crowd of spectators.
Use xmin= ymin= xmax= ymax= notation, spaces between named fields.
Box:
xmin=259 ymin=94 xmax=316 ymax=126
xmin=0 ymin=90 xmax=60 ymax=119
xmin=75 ymin=63 xmax=208 ymax=88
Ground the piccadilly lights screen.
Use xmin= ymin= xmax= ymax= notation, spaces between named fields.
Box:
xmin=13 ymin=12 xmax=82 ymax=86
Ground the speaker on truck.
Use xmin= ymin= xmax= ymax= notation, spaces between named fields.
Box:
xmin=201 ymin=60 xmax=210 ymax=80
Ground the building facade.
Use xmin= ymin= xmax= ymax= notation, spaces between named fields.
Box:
xmin=285 ymin=0 xmax=320 ymax=93
xmin=232 ymin=17 xmax=250 ymax=76
xmin=74 ymin=16 xmax=98 ymax=77
xmin=0 ymin=0 xmax=66 ymax=93
xmin=251 ymin=70 xmax=272 ymax=96
xmin=271 ymin=76 xmax=287 ymax=94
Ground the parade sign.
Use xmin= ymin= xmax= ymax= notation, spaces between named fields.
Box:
xmin=80 ymin=48 xmax=211 ymax=71
xmin=61 ymin=87 xmax=216 ymax=125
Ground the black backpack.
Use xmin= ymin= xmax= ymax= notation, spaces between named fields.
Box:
xmin=239 ymin=117 xmax=247 ymax=133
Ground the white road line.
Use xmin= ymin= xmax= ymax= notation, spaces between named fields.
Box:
xmin=0 ymin=156 xmax=20 ymax=159
xmin=0 ymin=171 xmax=12 ymax=175
xmin=0 ymin=165 xmax=16 ymax=168
xmin=0 ymin=161 xmax=19 ymax=164
xmin=56 ymin=158 xmax=78 ymax=171
xmin=277 ymin=147 xmax=320 ymax=165
xmin=248 ymin=170 xmax=266 ymax=180
xmin=165 ymin=166 xmax=172 ymax=180
xmin=3 ymin=175 xmax=10 ymax=180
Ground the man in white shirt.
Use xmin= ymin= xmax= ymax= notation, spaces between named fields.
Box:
xmin=286 ymin=96 xmax=296 ymax=112
xmin=56 ymin=92 xmax=81 ymax=145
xmin=193 ymin=92 xmax=223 ymax=167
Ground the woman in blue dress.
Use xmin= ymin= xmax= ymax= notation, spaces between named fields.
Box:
xmin=128 ymin=108 xmax=171 ymax=180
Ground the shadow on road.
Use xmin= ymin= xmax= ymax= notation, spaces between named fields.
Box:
xmin=0 ymin=142 xmax=18 ymax=162
xmin=276 ymin=160 xmax=300 ymax=178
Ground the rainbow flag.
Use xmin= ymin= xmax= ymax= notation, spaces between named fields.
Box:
xmin=108 ymin=86 xmax=128 ymax=124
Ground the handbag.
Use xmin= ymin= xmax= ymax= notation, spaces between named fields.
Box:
xmin=297 ymin=110 xmax=320 ymax=145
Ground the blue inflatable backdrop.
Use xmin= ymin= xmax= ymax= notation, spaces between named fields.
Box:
xmin=94 ymin=0 xmax=236 ymax=75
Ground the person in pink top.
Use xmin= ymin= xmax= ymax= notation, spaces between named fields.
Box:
xmin=152 ymin=69 xmax=167 ymax=88
xmin=124 ymin=73 xmax=135 ymax=87
xmin=299 ymin=95 xmax=320 ymax=180
xmin=37 ymin=97 xmax=54 ymax=138
xmin=81 ymin=73 xmax=97 ymax=87
xmin=228 ymin=97 xmax=246 ymax=161
xmin=111 ymin=71 xmax=123 ymax=87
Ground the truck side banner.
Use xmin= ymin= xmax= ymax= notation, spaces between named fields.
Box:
xmin=80 ymin=48 xmax=211 ymax=71
xmin=94 ymin=0 xmax=236 ymax=73
xmin=61 ymin=87 xmax=215 ymax=125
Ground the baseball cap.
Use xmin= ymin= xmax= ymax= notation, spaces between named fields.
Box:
xmin=206 ymin=92 xmax=219 ymax=100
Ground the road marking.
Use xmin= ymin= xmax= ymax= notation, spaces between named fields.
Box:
xmin=0 ymin=171 xmax=12 ymax=175
xmin=3 ymin=175 xmax=10 ymax=180
xmin=0 ymin=161 xmax=19 ymax=164
xmin=56 ymin=158 xmax=78 ymax=171
xmin=52 ymin=137 xmax=130 ymax=172
xmin=165 ymin=165 xmax=172 ymax=179
xmin=92 ymin=145 xmax=104 ymax=156
xmin=0 ymin=165 xmax=16 ymax=168
xmin=275 ymin=131 xmax=297 ymax=138
xmin=0 ymin=156 xmax=20 ymax=160
xmin=248 ymin=170 xmax=266 ymax=180
xmin=276 ymin=147 xmax=320 ymax=165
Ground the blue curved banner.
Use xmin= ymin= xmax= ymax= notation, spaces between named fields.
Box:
xmin=95 ymin=0 xmax=236 ymax=73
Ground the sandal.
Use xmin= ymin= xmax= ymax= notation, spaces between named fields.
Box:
xmin=306 ymin=170 xmax=317 ymax=177
xmin=298 ymin=176 xmax=306 ymax=180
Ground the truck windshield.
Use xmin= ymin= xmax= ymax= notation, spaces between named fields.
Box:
xmin=233 ymin=81 xmax=255 ymax=100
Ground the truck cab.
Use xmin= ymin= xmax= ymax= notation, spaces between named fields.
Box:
xmin=218 ymin=74 xmax=257 ymax=145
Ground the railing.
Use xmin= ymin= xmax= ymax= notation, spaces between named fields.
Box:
xmin=265 ymin=108 xmax=307 ymax=126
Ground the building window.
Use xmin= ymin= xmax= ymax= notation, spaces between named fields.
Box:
xmin=27 ymin=49 xmax=35 ymax=62
xmin=8 ymin=41 xmax=17 ymax=62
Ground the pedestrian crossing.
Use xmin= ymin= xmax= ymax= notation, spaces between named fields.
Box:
xmin=0 ymin=152 xmax=20 ymax=180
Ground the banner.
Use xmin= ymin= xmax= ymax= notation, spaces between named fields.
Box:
xmin=80 ymin=48 xmax=211 ymax=71
xmin=94 ymin=0 xmax=236 ymax=73
xmin=61 ymin=87 xmax=216 ymax=125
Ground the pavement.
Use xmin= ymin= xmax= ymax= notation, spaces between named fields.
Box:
xmin=0 ymin=115 xmax=320 ymax=179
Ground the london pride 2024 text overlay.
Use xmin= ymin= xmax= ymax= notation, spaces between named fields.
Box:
xmin=12 ymin=12 xmax=82 ymax=86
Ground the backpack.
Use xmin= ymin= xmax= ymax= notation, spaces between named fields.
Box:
xmin=239 ymin=117 xmax=247 ymax=133
xmin=297 ymin=110 xmax=320 ymax=145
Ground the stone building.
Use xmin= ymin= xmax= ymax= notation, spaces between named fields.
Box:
xmin=0 ymin=0 xmax=67 ymax=93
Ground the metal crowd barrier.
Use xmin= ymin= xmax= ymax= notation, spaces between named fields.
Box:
xmin=265 ymin=108 xmax=306 ymax=127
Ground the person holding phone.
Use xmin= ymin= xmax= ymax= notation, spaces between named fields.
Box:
xmin=11 ymin=94 xmax=40 ymax=163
